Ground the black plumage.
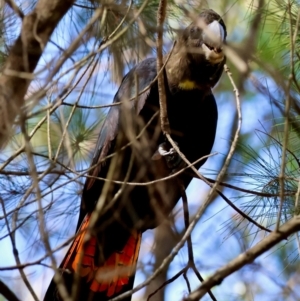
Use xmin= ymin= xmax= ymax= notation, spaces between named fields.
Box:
xmin=44 ymin=9 xmax=226 ymax=301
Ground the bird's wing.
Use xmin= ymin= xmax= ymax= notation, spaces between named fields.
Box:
xmin=88 ymin=58 xmax=157 ymax=187
xmin=79 ymin=58 xmax=158 ymax=223
xmin=44 ymin=59 xmax=158 ymax=301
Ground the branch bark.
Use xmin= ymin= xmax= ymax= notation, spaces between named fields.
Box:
xmin=0 ymin=0 xmax=75 ymax=148
xmin=184 ymin=217 xmax=300 ymax=300
xmin=0 ymin=279 xmax=21 ymax=301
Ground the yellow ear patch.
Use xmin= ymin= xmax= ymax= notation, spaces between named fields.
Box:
xmin=178 ymin=80 xmax=197 ymax=90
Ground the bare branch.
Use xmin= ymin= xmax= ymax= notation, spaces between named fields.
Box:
xmin=156 ymin=0 xmax=170 ymax=134
xmin=0 ymin=0 xmax=75 ymax=148
xmin=0 ymin=279 xmax=21 ymax=301
xmin=184 ymin=216 xmax=300 ymax=300
xmin=4 ymin=0 xmax=24 ymax=19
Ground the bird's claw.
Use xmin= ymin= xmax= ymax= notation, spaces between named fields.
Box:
xmin=152 ymin=142 xmax=183 ymax=170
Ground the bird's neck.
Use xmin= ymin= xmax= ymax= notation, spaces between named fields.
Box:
xmin=165 ymin=48 xmax=223 ymax=91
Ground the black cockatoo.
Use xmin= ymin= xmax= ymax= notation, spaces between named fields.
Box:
xmin=44 ymin=9 xmax=226 ymax=301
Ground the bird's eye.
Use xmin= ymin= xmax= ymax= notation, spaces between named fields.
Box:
xmin=190 ymin=27 xmax=195 ymax=33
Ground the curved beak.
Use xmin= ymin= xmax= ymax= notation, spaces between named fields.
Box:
xmin=200 ymin=20 xmax=225 ymax=64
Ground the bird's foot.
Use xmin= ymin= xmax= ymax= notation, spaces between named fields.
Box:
xmin=152 ymin=142 xmax=183 ymax=171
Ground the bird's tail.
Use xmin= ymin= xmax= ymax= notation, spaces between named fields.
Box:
xmin=44 ymin=214 xmax=141 ymax=301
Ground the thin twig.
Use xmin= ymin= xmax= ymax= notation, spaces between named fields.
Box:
xmin=20 ymin=116 xmax=72 ymax=301
xmin=180 ymin=185 xmax=217 ymax=301
xmin=0 ymin=278 xmax=21 ymax=301
xmin=156 ymin=0 xmax=170 ymax=134
xmin=4 ymin=0 xmax=24 ymax=19
xmin=147 ymin=267 xmax=188 ymax=301
xmin=183 ymin=271 xmax=191 ymax=293
xmin=0 ymin=197 xmax=39 ymax=301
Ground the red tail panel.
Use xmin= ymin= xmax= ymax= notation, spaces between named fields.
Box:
xmin=61 ymin=214 xmax=141 ymax=298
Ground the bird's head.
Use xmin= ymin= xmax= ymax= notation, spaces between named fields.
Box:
xmin=166 ymin=9 xmax=227 ymax=89
xmin=181 ymin=9 xmax=227 ymax=65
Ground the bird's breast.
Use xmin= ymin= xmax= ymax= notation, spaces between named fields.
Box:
xmin=166 ymin=88 xmax=218 ymax=164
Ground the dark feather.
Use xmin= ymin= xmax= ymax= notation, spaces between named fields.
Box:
xmin=44 ymin=9 xmax=226 ymax=301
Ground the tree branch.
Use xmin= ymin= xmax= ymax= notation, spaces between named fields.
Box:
xmin=0 ymin=279 xmax=21 ymax=301
xmin=156 ymin=0 xmax=170 ymax=134
xmin=0 ymin=0 xmax=75 ymax=148
xmin=184 ymin=217 xmax=300 ymax=300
